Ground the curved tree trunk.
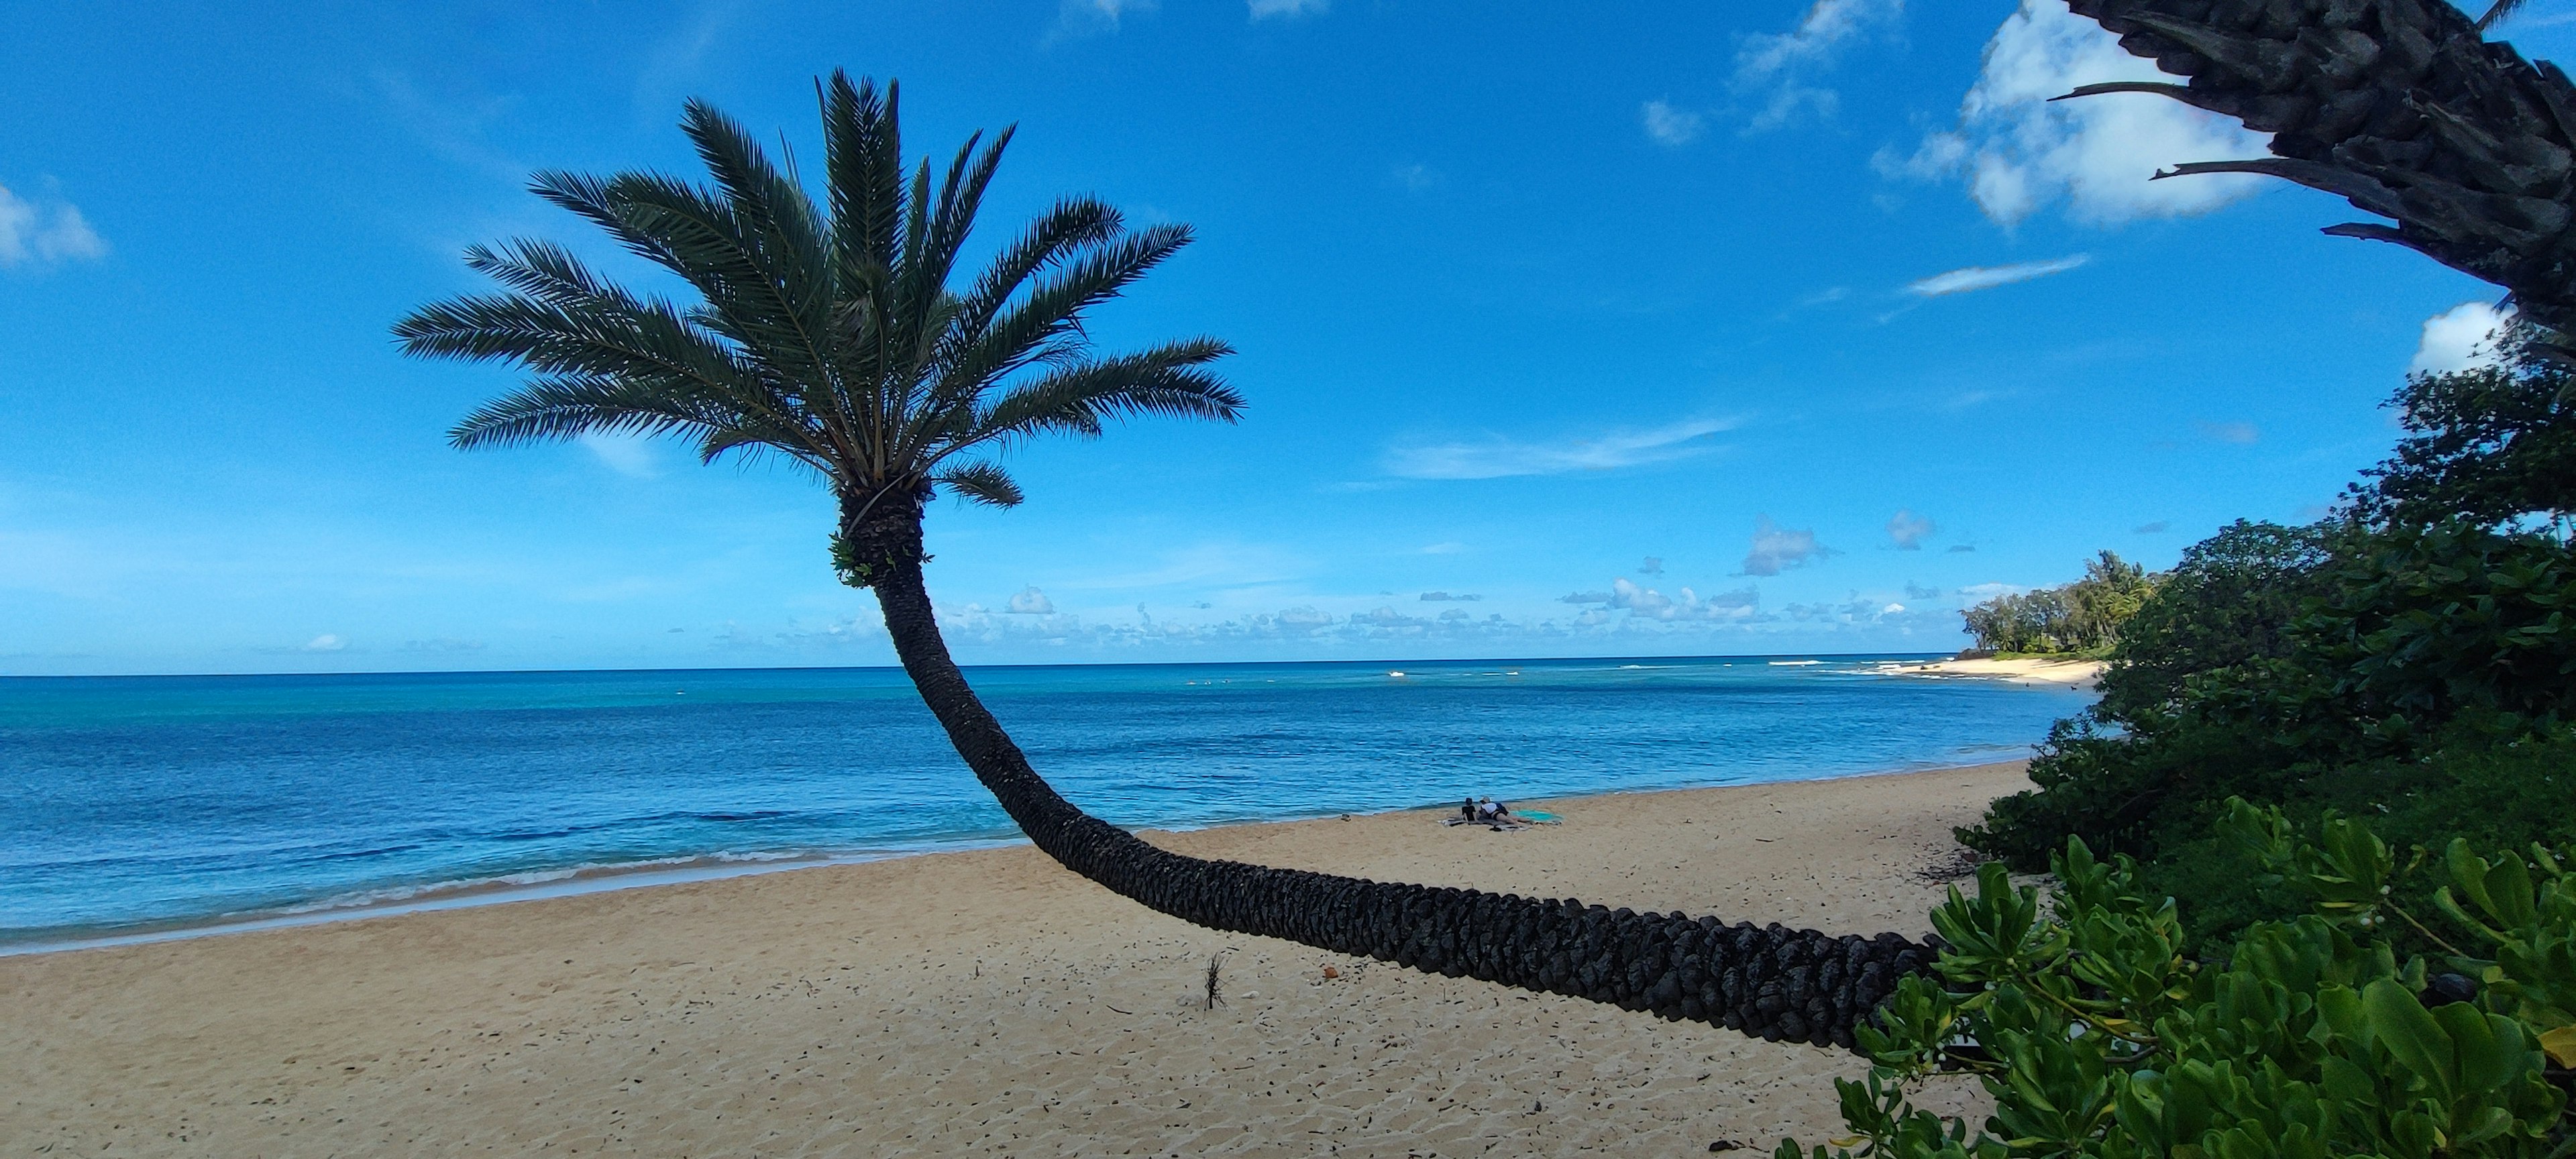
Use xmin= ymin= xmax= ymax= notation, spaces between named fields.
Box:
xmin=849 ymin=503 xmax=1936 ymax=1051
xmin=2065 ymin=0 xmax=2576 ymax=349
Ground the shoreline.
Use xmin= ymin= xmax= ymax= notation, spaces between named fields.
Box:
xmin=1865 ymin=655 xmax=2105 ymax=689
xmin=2 ymin=761 xmax=2027 ymax=1156
xmin=0 ymin=755 xmax=2032 ymax=958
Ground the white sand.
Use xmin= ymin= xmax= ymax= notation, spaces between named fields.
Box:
xmin=0 ymin=763 xmax=2027 ymax=1157
xmin=1870 ymin=657 xmax=2104 ymax=689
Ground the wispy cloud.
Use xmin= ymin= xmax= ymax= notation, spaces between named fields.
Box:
xmin=1384 ymin=417 xmax=1736 ymax=481
xmin=1733 ymin=0 xmax=1904 ymax=131
xmin=303 ymin=634 xmax=349 ymax=653
xmin=0 ymin=182 xmax=107 ymax=270
xmin=1418 ymin=591 xmax=1482 ymax=602
xmin=579 ymin=432 xmax=660 ymax=478
xmin=1248 ymin=0 xmax=1326 ymax=18
xmin=1642 ymin=99 xmax=1706 ymax=146
xmin=1638 ymin=556 xmax=1664 ymax=575
xmin=2133 ymin=521 xmax=2169 ymax=534
xmin=1741 ymin=516 xmax=1835 ymax=577
xmin=2197 ymin=421 xmax=2259 ymax=445
xmin=1905 ymin=254 xmax=2089 ymax=296
xmin=1053 ymin=0 xmax=1155 ymax=37
xmin=1886 ymin=509 xmax=1934 ymax=549
xmin=1877 ymin=0 xmax=2266 ymax=225
xmin=1391 ymin=163 xmax=1438 ymax=192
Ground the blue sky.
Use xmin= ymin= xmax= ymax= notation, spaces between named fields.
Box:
xmin=5 ymin=0 xmax=2567 ymax=675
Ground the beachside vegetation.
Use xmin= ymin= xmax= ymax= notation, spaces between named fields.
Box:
xmin=1959 ymin=551 xmax=2158 ymax=659
xmin=1782 ymin=803 xmax=2576 ymax=1159
xmin=1962 ymin=323 xmax=2576 ymax=949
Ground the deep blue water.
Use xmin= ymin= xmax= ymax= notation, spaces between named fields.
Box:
xmin=0 ymin=656 xmax=2092 ymax=948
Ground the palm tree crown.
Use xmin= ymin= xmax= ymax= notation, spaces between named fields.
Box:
xmin=394 ymin=70 xmax=1241 ymax=582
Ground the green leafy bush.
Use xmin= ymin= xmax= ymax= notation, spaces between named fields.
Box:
xmin=1960 ymin=522 xmax=2576 ymax=878
xmin=1780 ymin=803 xmax=2576 ymax=1159
xmin=1962 ymin=552 xmax=2159 ymax=658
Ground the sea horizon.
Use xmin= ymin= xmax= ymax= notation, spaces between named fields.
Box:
xmin=2 ymin=653 xmax=2086 ymax=954
xmin=0 ymin=648 xmax=1957 ymax=683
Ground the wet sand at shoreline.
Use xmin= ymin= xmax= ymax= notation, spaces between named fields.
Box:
xmin=0 ymin=761 xmax=2027 ymax=1157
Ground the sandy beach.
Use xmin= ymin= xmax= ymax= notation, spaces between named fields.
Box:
xmin=0 ymin=762 xmax=2027 ymax=1157
xmin=1869 ymin=657 xmax=2104 ymax=689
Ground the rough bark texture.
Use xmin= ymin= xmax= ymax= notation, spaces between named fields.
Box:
xmin=843 ymin=499 xmax=1937 ymax=1051
xmin=2065 ymin=0 xmax=2576 ymax=347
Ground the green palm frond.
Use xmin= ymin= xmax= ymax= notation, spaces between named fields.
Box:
xmin=400 ymin=67 xmax=1234 ymax=514
xmin=934 ymin=461 xmax=1024 ymax=508
xmin=965 ymin=339 xmax=1240 ymax=448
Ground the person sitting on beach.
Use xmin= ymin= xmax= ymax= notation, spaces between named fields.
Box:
xmin=1459 ymin=796 xmax=1477 ymax=822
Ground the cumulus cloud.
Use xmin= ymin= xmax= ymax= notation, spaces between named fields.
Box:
xmin=2412 ymin=300 xmax=2513 ymax=375
xmin=1006 ymin=586 xmax=1056 ymax=614
xmin=1248 ymin=0 xmax=1324 ymax=17
xmin=1878 ymin=0 xmax=2267 ymax=225
xmin=0 ymin=182 xmax=108 ymax=270
xmin=1741 ymin=516 xmax=1835 ymax=577
xmin=1906 ymin=254 xmax=2090 ymax=296
xmin=1734 ymin=0 xmax=1904 ymax=131
xmin=1603 ymin=577 xmax=1762 ymax=622
xmin=1642 ymin=99 xmax=1707 ymax=146
xmin=1904 ymin=581 xmax=1944 ymax=600
xmin=1638 ymin=556 xmax=1664 ymax=575
xmin=1886 ymin=509 xmax=1935 ymax=550
xmin=1384 ymin=417 xmax=1735 ymax=480
xmin=1418 ymin=591 xmax=1483 ymax=602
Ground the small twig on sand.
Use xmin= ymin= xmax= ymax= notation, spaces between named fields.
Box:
xmin=1205 ymin=951 xmax=1230 ymax=1009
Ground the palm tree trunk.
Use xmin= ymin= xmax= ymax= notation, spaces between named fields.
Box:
xmin=856 ymin=510 xmax=1935 ymax=1050
xmin=2064 ymin=0 xmax=2576 ymax=351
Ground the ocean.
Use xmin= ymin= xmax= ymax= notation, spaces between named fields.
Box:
xmin=0 ymin=656 xmax=2092 ymax=951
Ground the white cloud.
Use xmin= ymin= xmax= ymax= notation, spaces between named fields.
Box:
xmin=1642 ymin=100 xmax=1707 ymax=146
xmin=1384 ymin=417 xmax=1735 ymax=480
xmin=303 ymin=633 xmax=349 ymax=653
xmin=1905 ymin=254 xmax=2089 ymax=296
xmin=1006 ymin=586 xmax=1057 ymax=614
xmin=1418 ymin=591 xmax=1482 ymax=602
xmin=1055 ymin=0 xmax=1155 ymax=34
xmin=1741 ymin=516 xmax=1834 ymax=576
xmin=2412 ymin=300 xmax=2512 ymax=375
xmin=0 ymin=182 xmax=108 ymax=270
xmin=2196 ymin=420 xmax=2259 ymax=445
xmin=579 ymin=432 xmax=660 ymax=478
xmin=1882 ymin=0 xmax=2267 ymax=225
xmin=1886 ymin=509 xmax=1934 ymax=549
xmin=1392 ymin=164 xmax=1437 ymax=192
xmin=1733 ymin=0 xmax=1903 ymax=131
xmin=1248 ymin=0 xmax=1325 ymax=17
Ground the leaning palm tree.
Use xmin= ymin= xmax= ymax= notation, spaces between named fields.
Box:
xmin=397 ymin=71 xmax=1930 ymax=1052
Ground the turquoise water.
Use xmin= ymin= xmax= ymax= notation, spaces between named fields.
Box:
xmin=0 ymin=656 xmax=2091 ymax=948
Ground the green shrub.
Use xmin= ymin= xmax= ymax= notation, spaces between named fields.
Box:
xmin=1780 ymin=802 xmax=2576 ymax=1159
xmin=1961 ymin=522 xmax=2576 ymax=876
